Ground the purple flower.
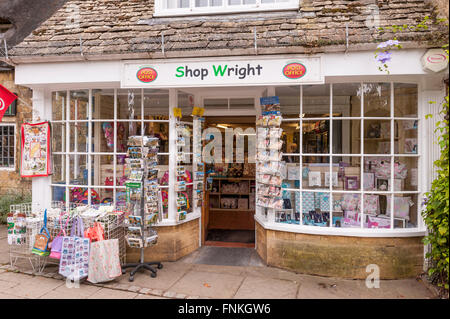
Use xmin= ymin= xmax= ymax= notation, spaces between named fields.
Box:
xmin=377 ymin=40 xmax=400 ymax=49
xmin=377 ymin=51 xmax=392 ymax=64
xmin=377 ymin=42 xmax=388 ymax=49
xmin=422 ymin=196 xmax=429 ymax=207
xmin=386 ymin=39 xmax=399 ymax=46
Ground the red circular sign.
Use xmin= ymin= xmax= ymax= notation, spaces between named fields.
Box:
xmin=283 ymin=62 xmax=306 ymax=79
xmin=427 ymin=54 xmax=447 ymax=64
xmin=137 ymin=67 xmax=158 ymax=83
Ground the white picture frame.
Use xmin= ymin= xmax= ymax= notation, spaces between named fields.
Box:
xmin=324 ymin=172 xmax=338 ymax=187
xmin=308 ymin=171 xmax=321 ymax=187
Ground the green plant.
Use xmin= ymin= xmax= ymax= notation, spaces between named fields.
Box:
xmin=0 ymin=192 xmax=32 ymax=224
xmin=423 ymin=95 xmax=449 ymax=290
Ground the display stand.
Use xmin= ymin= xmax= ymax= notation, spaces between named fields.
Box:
xmin=121 ymin=190 xmax=163 ymax=280
xmin=121 ymin=135 xmax=163 ymax=281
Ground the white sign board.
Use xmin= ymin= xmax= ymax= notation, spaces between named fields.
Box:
xmin=421 ymin=48 xmax=449 ymax=73
xmin=121 ymin=56 xmax=323 ymax=88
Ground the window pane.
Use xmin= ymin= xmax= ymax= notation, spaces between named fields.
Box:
xmin=332 ymin=119 xmax=361 ymax=154
xmin=167 ymin=0 xmax=189 ymax=8
xmin=52 ymin=91 xmax=67 ymax=121
xmin=390 ymin=194 xmax=418 ymax=229
xmin=276 ymin=86 xmax=300 ymax=116
xmin=332 ymin=83 xmax=361 ymax=117
xmin=300 ymin=191 xmax=330 ymax=227
xmin=394 ymin=156 xmax=418 ymax=191
xmin=51 ymin=123 xmax=65 ymax=153
xmin=330 ymin=157 xmax=360 ymax=190
xmin=195 ymin=0 xmax=208 ymax=6
xmin=363 ymin=193 xmax=392 ymax=229
xmin=91 ymin=155 xmax=117 ymax=187
xmin=69 ymin=154 xmax=88 ymax=185
xmin=92 ymin=89 xmax=115 ymax=120
xmin=364 ymin=120 xmax=392 ymax=154
xmin=332 ymin=192 xmax=360 ymax=228
xmin=70 ymin=90 xmax=89 ymax=121
xmin=118 ymin=89 xmax=140 ymax=120
xmin=364 ymin=156 xmax=392 ymax=191
xmin=52 ymin=186 xmax=66 ymax=204
xmin=144 ymin=89 xmax=170 ymax=116
xmin=303 ymin=84 xmax=330 ymax=117
xmin=363 ymin=83 xmax=391 ymax=117
xmin=394 ymin=83 xmax=418 ymax=117
xmin=302 ymin=120 xmax=329 ymax=154
xmin=302 ymin=159 xmax=330 ymax=190
xmin=397 ymin=120 xmax=418 ymax=154
xmin=51 ymin=155 xmax=65 ymax=184
xmin=274 ymin=190 xmax=299 ymax=225
xmin=70 ymin=123 xmax=88 ymax=153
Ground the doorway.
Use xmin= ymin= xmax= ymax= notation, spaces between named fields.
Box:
xmin=199 ymin=96 xmax=259 ymax=248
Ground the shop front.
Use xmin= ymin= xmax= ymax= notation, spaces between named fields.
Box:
xmin=14 ymin=50 xmax=447 ymax=279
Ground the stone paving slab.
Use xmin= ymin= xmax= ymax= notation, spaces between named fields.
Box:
xmin=117 ymin=261 xmax=193 ymax=291
xmin=233 ymin=276 xmax=299 ymax=299
xmin=0 ymin=291 xmax=25 ymax=299
xmin=169 ymin=270 xmax=245 ymax=299
xmin=39 ymin=282 xmax=103 ymax=299
xmin=0 ymin=279 xmax=20 ymax=292
xmin=134 ymin=294 xmax=168 ymax=299
xmin=88 ymin=287 xmax=138 ymax=299
xmin=3 ymin=275 xmax=65 ymax=299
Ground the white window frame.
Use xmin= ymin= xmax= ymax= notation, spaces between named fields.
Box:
xmin=256 ymin=81 xmax=424 ymax=236
xmin=154 ymin=0 xmax=300 ymax=17
xmin=50 ymin=89 xmax=171 ymax=214
xmin=0 ymin=123 xmax=16 ymax=171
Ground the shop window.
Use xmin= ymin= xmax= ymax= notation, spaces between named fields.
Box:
xmin=154 ymin=0 xmax=299 ymax=16
xmin=51 ymin=89 xmax=170 ymax=209
xmin=0 ymin=124 xmax=15 ymax=169
xmin=268 ymin=82 xmax=420 ymax=231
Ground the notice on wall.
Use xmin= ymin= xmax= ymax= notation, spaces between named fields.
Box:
xmin=121 ymin=56 xmax=323 ymax=88
xmin=21 ymin=122 xmax=52 ymax=177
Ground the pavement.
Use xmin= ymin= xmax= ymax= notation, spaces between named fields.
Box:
xmin=0 ymin=225 xmax=438 ymax=299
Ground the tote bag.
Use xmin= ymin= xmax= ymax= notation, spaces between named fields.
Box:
xmin=49 ymin=212 xmax=69 ymax=260
xmin=31 ymin=209 xmax=52 ymax=256
xmin=59 ymin=216 xmax=90 ymax=281
xmin=87 ymin=239 xmax=122 ymax=284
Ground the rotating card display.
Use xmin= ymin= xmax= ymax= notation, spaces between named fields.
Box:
xmin=256 ymin=96 xmax=284 ymax=210
xmin=124 ymin=135 xmax=161 ymax=249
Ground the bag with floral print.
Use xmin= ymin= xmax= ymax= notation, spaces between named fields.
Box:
xmin=87 ymin=238 xmax=122 ymax=284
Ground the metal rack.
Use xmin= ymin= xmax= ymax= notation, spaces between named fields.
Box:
xmin=8 ymin=201 xmax=127 ymax=273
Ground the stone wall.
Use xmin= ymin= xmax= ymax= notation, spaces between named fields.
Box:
xmin=255 ymin=221 xmax=424 ymax=279
xmin=126 ymin=218 xmax=199 ymax=263
xmin=0 ymin=70 xmax=32 ymax=198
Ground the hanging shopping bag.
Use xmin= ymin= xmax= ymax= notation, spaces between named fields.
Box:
xmin=49 ymin=212 xmax=69 ymax=260
xmin=87 ymin=238 xmax=122 ymax=284
xmin=59 ymin=216 xmax=90 ymax=281
xmin=31 ymin=209 xmax=52 ymax=256
xmin=84 ymin=222 xmax=105 ymax=242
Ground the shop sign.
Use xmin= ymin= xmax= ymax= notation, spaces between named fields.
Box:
xmin=121 ymin=56 xmax=323 ymax=88
xmin=421 ymin=49 xmax=449 ymax=73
